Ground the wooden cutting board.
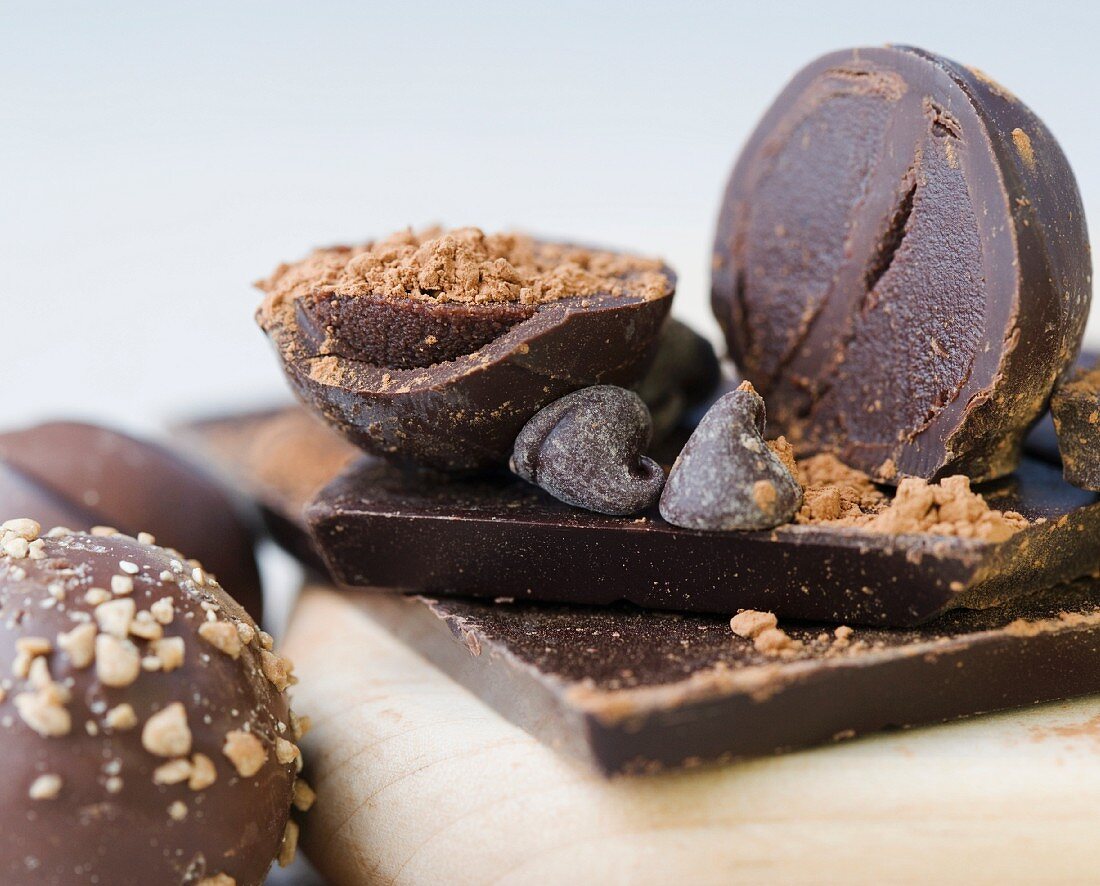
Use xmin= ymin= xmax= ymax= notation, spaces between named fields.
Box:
xmin=285 ymin=583 xmax=1100 ymax=885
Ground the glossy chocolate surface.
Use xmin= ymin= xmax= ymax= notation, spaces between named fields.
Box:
xmin=0 ymin=532 xmax=296 ymax=884
xmin=712 ymin=46 xmax=1090 ymax=483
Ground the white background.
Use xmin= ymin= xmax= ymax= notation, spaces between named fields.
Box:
xmin=3 ymin=0 xmax=1098 ymax=434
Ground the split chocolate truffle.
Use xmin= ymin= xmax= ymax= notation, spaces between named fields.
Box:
xmin=257 ymin=227 xmax=675 ymax=472
xmin=0 ymin=520 xmax=310 ymax=886
xmin=712 ymin=45 xmax=1091 ymax=484
xmin=0 ymin=422 xmax=264 ymax=622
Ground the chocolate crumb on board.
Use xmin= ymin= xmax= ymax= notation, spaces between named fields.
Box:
xmin=0 ymin=520 xmax=312 ymax=885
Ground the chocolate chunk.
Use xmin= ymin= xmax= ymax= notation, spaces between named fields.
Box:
xmin=1052 ymin=366 xmax=1100 ymax=489
xmin=180 ymin=408 xmax=1100 ymax=627
xmin=257 ymin=229 xmax=675 ymax=472
xmin=634 ymin=318 xmax=722 ymax=442
xmin=660 ymin=384 xmax=801 ymax=530
xmin=712 ymin=46 xmax=1090 ymax=484
xmin=0 ymin=526 xmax=304 ymax=884
xmin=0 ymin=422 xmax=264 ymax=622
xmin=512 ymin=386 xmax=664 ymax=516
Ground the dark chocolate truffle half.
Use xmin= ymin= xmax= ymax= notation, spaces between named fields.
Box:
xmin=0 ymin=521 xmax=308 ymax=886
xmin=257 ymin=229 xmax=675 ymax=472
xmin=712 ymin=45 xmax=1090 ymax=484
xmin=0 ymin=422 xmax=264 ymax=622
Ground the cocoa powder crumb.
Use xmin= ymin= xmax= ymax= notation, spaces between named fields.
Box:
xmin=257 ymin=227 xmax=671 ymax=313
xmin=864 ymin=475 xmax=1027 ymax=541
xmin=730 ymin=609 xmax=778 ymax=639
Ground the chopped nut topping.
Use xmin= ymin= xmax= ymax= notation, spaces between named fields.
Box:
xmin=3 ymin=537 xmax=30 ymax=559
xmin=105 ymin=776 xmax=123 ymax=794
xmin=275 ymin=737 xmax=300 ymax=766
xmin=28 ymin=773 xmax=62 ymax=800
xmin=142 ymin=703 xmax=192 ymax=757
xmin=223 ymin=729 xmax=267 ymax=777
xmin=191 ymin=566 xmax=208 ymax=586
xmin=235 ymin=622 xmax=256 ymax=645
xmin=111 ymin=575 xmax=134 ymax=596
xmin=84 ymin=588 xmax=111 ymax=606
xmin=105 ymin=703 xmax=138 ymax=731
xmin=91 ymin=525 xmax=119 ymax=537
xmin=198 ymin=621 xmax=242 ymax=658
xmin=137 ymin=532 xmax=156 ymax=546
xmin=258 ymin=631 xmax=274 ymax=651
xmin=27 ymin=656 xmax=53 ymax=690
xmin=168 ymin=800 xmax=188 ymax=821
xmin=292 ymin=779 xmax=316 ymax=811
xmin=278 ymin=819 xmax=299 ymax=868
xmin=260 ymin=650 xmax=293 ymax=691
xmin=153 ymin=758 xmax=193 ymax=785
xmin=57 ymin=623 xmax=97 ymax=669
xmin=95 ymin=635 xmax=141 ymax=687
xmin=291 ymin=712 xmax=312 ymax=740
xmin=198 ymin=875 xmax=236 ymax=886
xmin=27 ymin=539 xmax=46 ymax=560
xmin=95 ymin=598 xmax=136 ymax=637
xmin=150 ymin=597 xmax=175 ymax=625
xmin=2 ymin=518 xmax=41 ymax=540
xmin=188 ymin=753 xmax=217 ymax=791
xmin=129 ymin=610 xmax=163 ymax=641
xmin=150 ymin=636 xmax=185 ymax=672
xmin=118 ymin=560 xmax=140 ymax=575
xmin=14 ymin=686 xmax=71 ymax=737
xmin=16 ymin=636 xmax=52 ymax=657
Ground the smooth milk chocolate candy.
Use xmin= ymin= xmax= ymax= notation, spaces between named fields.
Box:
xmin=0 ymin=422 xmax=264 ymax=621
xmin=0 ymin=525 xmax=308 ymax=886
xmin=512 ymin=386 xmax=664 ymax=516
xmin=1052 ymin=365 xmax=1100 ymax=490
xmin=712 ymin=46 xmax=1091 ymax=484
xmin=257 ymin=228 xmax=674 ymax=472
xmin=660 ymin=383 xmax=802 ymax=531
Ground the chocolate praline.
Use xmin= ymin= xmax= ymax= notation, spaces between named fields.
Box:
xmin=712 ymin=45 xmax=1090 ymax=483
xmin=0 ymin=522 xmax=308 ymax=886
xmin=0 ymin=422 xmax=264 ymax=622
xmin=256 ymin=231 xmax=675 ymax=472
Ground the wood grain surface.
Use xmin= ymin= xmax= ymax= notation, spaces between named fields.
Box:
xmin=286 ymin=584 xmax=1100 ymax=885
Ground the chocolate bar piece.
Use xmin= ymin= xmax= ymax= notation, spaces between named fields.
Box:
xmin=178 ymin=410 xmax=1100 ymax=774
xmin=712 ymin=46 xmax=1090 ymax=484
xmin=182 ymin=408 xmax=1100 ymax=627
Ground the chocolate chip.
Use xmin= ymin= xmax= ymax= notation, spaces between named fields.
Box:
xmin=511 ymin=386 xmax=665 ymax=516
xmin=659 ymin=383 xmax=802 ymax=530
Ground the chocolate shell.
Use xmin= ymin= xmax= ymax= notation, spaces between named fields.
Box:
xmin=712 ymin=45 xmax=1090 ymax=484
xmin=0 ymin=422 xmax=264 ymax=622
xmin=258 ymin=242 xmax=675 ymax=472
xmin=0 ymin=525 xmax=305 ymax=885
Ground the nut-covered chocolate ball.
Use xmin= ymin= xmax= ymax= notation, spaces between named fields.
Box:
xmin=256 ymin=227 xmax=675 ymax=472
xmin=0 ymin=422 xmax=264 ymax=622
xmin=0 ymin=520 xmax=311 ymax=886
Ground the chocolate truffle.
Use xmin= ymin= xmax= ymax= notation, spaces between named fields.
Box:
xmin=712 ymin=46 xmax=1090 ymax=484
xmin=0 ymin=422 xmax=264 ymax=622
xmin=0 ymin=520 xmax=309 ymax=886
xmin=257 ymin=227 xmax=675 ymax=472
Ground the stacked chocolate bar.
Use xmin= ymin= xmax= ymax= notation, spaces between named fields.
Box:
xmin=186 ymin=44 xmax=1099 ymax=778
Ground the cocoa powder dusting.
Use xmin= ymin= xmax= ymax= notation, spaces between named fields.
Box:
xmin=257 ymin=227 xmax=671 ymax=314
xmin=783 ymin=452 xmax=1026 ymax=541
